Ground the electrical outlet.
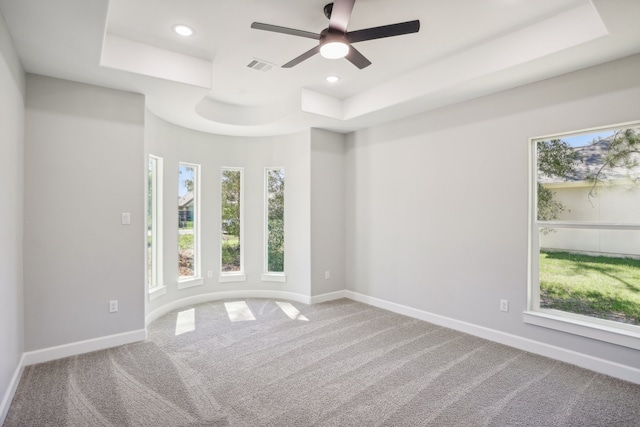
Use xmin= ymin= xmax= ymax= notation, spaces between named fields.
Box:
xmin=109 ymin=300 xmax=118 ymax=313
xmin=500 ymin=299 xmax=509 ymax=312
xmin=207 ymin=270 xmax=213 ymax=278
xmin=325 ymin=271 xmax=330 ymax=280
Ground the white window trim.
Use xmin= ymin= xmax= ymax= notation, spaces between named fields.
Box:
xmin=148 ymin=155 xmax=164 ymax=295
xmin=262 ymin=273 xmax=286 ymax=283
xmin=149 ymin=285 xmax=166 ymax=301
xmin=219 ymin=274 xmax=247 ymax=283
xmin=177 ymin=277 xmax=204 ymax=289
xmin=263 ymin=167 xmax=286 ymax=279
xmin=220 ymin=167 xmax=245 ymax=279
xmin=523 ymin=310 xmax=640 ymax=350
xmin=178 ymin=162 xmax=202 ymax=285
xmin=527 ymin=124 xmax=640 ymax=350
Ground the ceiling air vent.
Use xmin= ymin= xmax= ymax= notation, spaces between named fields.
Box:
xmin=247 ymin=58 xmax=275 ymax=72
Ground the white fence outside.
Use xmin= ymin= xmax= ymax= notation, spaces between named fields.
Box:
xmin=539 ymin=181 xmax=640 ymax=257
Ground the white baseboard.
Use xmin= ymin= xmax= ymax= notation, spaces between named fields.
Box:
xmin=22 ymin=329 xmax=147 ymax=366
xmin=145 ymin=290 xmax=312 ymax=326
xmin=345 ymin=290 xmax=640 ymax=385
xmin=310 ymin=290 xmax=347 ymax=304
xmin=0 ymin=354 xmax=25 ymax=425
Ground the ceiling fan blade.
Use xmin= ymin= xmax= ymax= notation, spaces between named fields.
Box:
xmin=282 ymin=45 xmax=322 ymax=68
xmin=347 ymin=20 xmax=420 ymax=43
xmin=251 ymin=22 xmax=321 ymax=40
xmin=328 ymin=0 xmax=356 ymax=33
xmin=345 ymin=45 xmax=371 ymax=69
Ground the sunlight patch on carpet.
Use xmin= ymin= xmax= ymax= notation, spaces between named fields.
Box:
xmin=175 ymin=308 xmax=196 ymax=335
xmin=225 ymin=301 xmax=256 ymax=322
xmin=276 ymin=301 xmax=309 ymax=321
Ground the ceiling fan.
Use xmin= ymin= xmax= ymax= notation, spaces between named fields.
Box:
xmin=251 ymin=0 xmax=420 ymax=69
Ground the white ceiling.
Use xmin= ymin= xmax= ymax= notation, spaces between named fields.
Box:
xmin=1 ymin=0 xmax=640 ymax=136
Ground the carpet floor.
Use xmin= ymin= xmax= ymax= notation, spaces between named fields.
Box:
xmin=4 ymin=298 xmax=640 ymax=426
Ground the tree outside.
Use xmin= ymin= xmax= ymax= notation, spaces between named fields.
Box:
xmin=536 ymin=126 xmax=640 ymax=324
xmin=537 ymin=128 xmax=640 ymax=222
xmin=267 ymin=169 xmax=285 ymax=272
xmin=178 ymin=164 xmax=196 ymax=278
xmin=221 ymin=170 xmax=241 ymax=272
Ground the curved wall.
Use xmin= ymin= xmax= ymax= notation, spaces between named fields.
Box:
xmin=144 ymin=112 xmax=312 ymax=321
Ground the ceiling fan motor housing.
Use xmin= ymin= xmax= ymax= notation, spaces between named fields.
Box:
xmin=323 ymin=3 xmax=334 ymax=20
xmin=250 ymin=0 xmax=420 ymax=69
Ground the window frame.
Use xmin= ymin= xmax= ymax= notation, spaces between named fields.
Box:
xmin=525 ymin=122 xmax=640 ymax=350
xmin=177 ymin=162 xmax=203 ymax=289
xmin=219 ymin=167 xmax=246 ymax=282
xmin=262 ymin=167 xmax=286 ymax=282
xmin=147 ymin=155 xmax=165 ymax=300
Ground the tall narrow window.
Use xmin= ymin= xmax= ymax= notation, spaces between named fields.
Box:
xmin=178 ymin=162 xmax=201 ymax=285
xmin=526 ymin=123 xmax=640 ymax=349
xmin=264 ymin=168 xmax=285 ymax=279
xmin=147 ymin=155 xmax=163 ymax=294
xmin=220 ymin=168 xmax=245 ymax=280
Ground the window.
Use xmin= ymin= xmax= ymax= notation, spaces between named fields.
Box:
xmin=526 ymin=123 xmax=640 ymax=349
xmin=220 ymin=168 xmax=245 ymax=281
xmin=147 ymin=155 xmax=163 ymax=296
xmin=263 ymin=168 xmax=285 ymax=281
xmin=178 ymin=162 xmax=201 ymax=287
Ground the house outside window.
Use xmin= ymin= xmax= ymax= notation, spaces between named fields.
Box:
xmin=178 ymin=162 xmax=202 ymax=287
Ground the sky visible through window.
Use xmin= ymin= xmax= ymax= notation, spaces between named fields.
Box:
xmin=179 ymin=164 xmax=194 ymax=197
xmin=562 ymin=130 xmax=615 ymax=147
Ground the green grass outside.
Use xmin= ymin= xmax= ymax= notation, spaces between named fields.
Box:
xmin=222 ymin=235 xmax=239 ymax=245
xmin=179 ymin=221 xmax=193 ymax=230
xmin=539 ymin=250 xmax=640 ymax=325
xmin=178 ymin=234 xmax=193 ymax=250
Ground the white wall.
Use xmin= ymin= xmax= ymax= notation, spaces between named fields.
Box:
xmin=310 ymin=129 xmax=346 ymax=296
xmin=145 ymin=113 xmax=312 ymax=315
xmin=0 ymin=10 xmax=25 ymax=421
xmin=345 ymin=54 xmax=640 ymax=370
xmin=24 ymin=75 xmax=145 ymax=351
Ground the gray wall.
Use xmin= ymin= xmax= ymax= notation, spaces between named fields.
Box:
xmin=0 ymin=10 xmax=25 ymax=415
xmin=145 ymin=113 xmax=312 ymax=314
xmin=311 ymin=129 xmax=346 ymax=296
xmin=345 ymin=53 xmax=640 ymax=369
xmin=24 ymin=75 xmax=145 ymax=351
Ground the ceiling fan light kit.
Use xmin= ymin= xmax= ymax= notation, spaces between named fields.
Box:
xmin=251 ymin=0 xmax=420 ymax=69
xmin=320 ymin=41 xmax=349 ymax=59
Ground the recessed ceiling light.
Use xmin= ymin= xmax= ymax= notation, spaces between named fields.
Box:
xmin=173 ymin=24 xmax=194 ymax=37
xmin=326 ymin=75 xmax=340 ymax=83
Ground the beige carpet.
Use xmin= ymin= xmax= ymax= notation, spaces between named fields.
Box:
xmin=5 ymin=298 xmax=640 ymax=426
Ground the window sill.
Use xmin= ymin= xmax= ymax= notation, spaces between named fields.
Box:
xmin=219 ymin=273 xmax=246 ymax=283
xmin=177 ymin=277 xmax=204 ymax=290
xmin=148 ymin=285 xmax=166 ymax=301
xmin=261 ymin=273 xmax=286 ymax=283
xmin=523 ymin=310 xmax=640 ymax=350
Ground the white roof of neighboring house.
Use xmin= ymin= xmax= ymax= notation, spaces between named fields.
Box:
xmin=540 ymin=135 xmax=640 ymax=184
xmin=178 ymin=192 xmax=194 ymax=208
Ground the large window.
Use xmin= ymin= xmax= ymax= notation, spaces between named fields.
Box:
xmin=264 ymin=168 xmax=285 ymax=279
xmin=220 ymin=168 xmax=245 ymax=281
xmin=178 ymin=162 xmax=201 ymax=286
xmin=147 ymin=155 xmax=163 ymax=295
xmin=527 ymin=123 xmax=640 ymax=348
